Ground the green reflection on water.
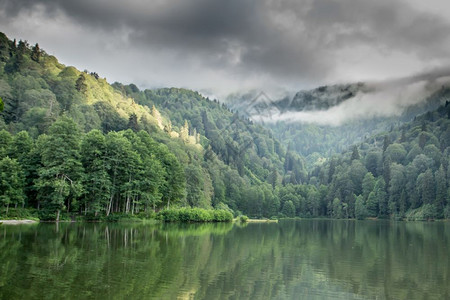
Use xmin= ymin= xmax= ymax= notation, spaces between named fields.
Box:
xmin=0 ymin=220 xmax=449 ymax=299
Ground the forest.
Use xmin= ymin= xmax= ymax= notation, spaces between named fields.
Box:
xmin=0 ymin=32 xmax=450 ymax=221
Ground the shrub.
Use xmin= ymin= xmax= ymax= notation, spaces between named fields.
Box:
xmin=157 ymin=208 xmax=233 ymax=223
xmin=105 ymin=214 xmax=122 ymax=222
xmin=405 ymin=204 xmax=438 ymax=221
xmin=239 ymin=215 xmax=249 ymax=223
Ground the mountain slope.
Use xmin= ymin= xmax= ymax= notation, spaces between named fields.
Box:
xmin=0 ymin=32 xmax=297 ymax=219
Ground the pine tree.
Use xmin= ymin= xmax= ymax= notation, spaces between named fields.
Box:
xmin=383 ymin=135 xmax=391 ymax=152
xmin=375 ymin=178 xmax=387 ymax=217
xmin=75 ymin=74 xmax=87 ymax=94
xmin=351 ymin=145 xmax=360 ymax=160
xmin=127 ymin=113 xmax=139 ymax=132
xmin=31 ymin=43 xmax=41 ymax=62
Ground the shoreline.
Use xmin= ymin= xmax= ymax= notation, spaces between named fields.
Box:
xmin=244 ymin=219 xmax=278 ymax=223
xmin=0 ymin=219 xmax=38 ymax=225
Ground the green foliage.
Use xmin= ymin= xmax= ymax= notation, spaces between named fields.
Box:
xmin=355 ymin=195 xmax=368 ymax=220
xmin=239 ymin=215 xmax=249 ymax=222
xmin=281 ymin=200 xmax=295 ymax=217
xmin=157 ymin=207 xmax=233 ymax=222
xmin=0 ymin=207 xmax=38 ymax=220
xmin=0 ymin=157 xmax=26 ymax=213
xmin=2 ymin=31 xmax=450 ymax=221
xmin=405 ymin=204 xmax=438 ymax=221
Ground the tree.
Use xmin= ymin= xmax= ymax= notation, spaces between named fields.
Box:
xmin=180 ymin=120 xmax=189 ymax=142
xmin=328 ymin=158 xmax=336 ymax=184
xmin=31 ymin=43 xmax=41 ymax=62
xmin=416 ymin=169 xmax=435 ymax=206
xmin=281 ymin=200 xmax=295 ymax=217
xmin=80 ymin=130 xmax=111 ymax=216
xmin=7 ymin=130 xmax=33 ymax=163
xmin=365 ymin=150 xmax=381 ymax=177
xmin=375 ymin=178 xmax=387 ymax=217
xmin=0 ymin=129 xmax=12 ymax=157
xmin=362 ymin=172 xmax=376 ymax=200
xmin=400 ymin=128 xmax=406 ymax=143
xmin=0 ymin=157 xmax=25 ymax=214
xmin=0 ymin=96 xmax=3 ymax=112
xmin=151 ymin=105 xmax=164 ymax=130
xmin=267 ymin=168 xmax=280 ymax=189
xmin=104 ymin=131 xmax=139 ymax=216
xmin=383 ymin=135 xmax=391 ymax=152
xmin=157 ymin=145 xmax=186 ymax=208
xmin=388 ymin=163 xmax=405 ymax=215
xmin=351 ymin=145 xmax=360 ymax=160
xmin=127 ymin=113 xmax=139 ymax=132
xmin=435 ymin=165 xmax=447 ymax=214
xmin=385 ymin=143 xmax=407 ymax=164
xmin=349 ymin=160 xmax=368 ymax=195
xmin=36 ymin=117 xmax=84 ymax=221
xmin=75 ymin=74 xmax=87 ymax=94
xmin=418 ymin=132 xmax=427 ymax=149
xmin=366 ymin=191 xmax=378 ymax=217
xmin=185 ymin=164 xmax=210 ymax=208
xmin=331 ymin=198 xmax=343 ymax=219
xmin=355 ymin=195 xmax=368 ymax=220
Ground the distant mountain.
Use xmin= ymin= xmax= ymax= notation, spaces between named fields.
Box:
xmin=226 ymin=81 xmax=450 ymax=167
xmin=278 ymin=83 xmax=367 ymax=112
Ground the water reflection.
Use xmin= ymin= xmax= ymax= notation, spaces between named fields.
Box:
xmin=0 ymin=220 xmax=449 ymax=299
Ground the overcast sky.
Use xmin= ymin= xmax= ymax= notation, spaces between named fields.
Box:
xmin=1 ymin=0 xmax=450 ymax=99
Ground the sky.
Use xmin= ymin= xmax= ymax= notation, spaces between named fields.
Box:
xmin=1 ymin=0 xmax=450 ymax=112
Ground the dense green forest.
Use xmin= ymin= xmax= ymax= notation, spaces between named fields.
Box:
xmin=0 ymin=32 xmax=449 ymax=221
xmin=309 ymin=105 xmax=450 ymax=220
xmin=0 ymin=32 xmax=299 ymax=220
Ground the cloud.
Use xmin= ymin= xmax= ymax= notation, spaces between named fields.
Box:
xmin=259 ymin=69 xmax=450 ymax=126
xmin=0 ymin=0 xmax=450 ymax=96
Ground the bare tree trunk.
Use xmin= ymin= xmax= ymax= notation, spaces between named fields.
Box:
xmin=107 ymin=194 xmax=113 ymax=216
xmin=126 ymin=195 xmax=130 ymax=214
xmin=56 ymin=209 xmax=60 ymax=222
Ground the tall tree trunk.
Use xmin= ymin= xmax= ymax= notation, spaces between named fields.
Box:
xmin=56 ymin=209 xmax=60 ymax=222
xmin=107 ymin=194 xmax=113 ymax=216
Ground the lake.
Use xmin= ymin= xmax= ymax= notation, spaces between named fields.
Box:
xmin=0 ymin=220 xmax=449 ymax=299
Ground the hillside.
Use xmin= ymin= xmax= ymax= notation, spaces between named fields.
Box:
xmin=1 ymin=31 xmax=449 ymax=221
xmin=309 ymin=103 xmax=450 ymax=220
xmin=227 ymin=82 xmax=450 ymax=168
xmin=0 ymin=32 xmax=303 ymax=220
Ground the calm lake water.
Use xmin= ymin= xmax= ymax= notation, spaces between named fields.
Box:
xmin=0 ymin=220 xmax=449 ymax=299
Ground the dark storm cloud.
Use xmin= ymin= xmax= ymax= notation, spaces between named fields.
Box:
xmin=1 ymin=0 xmax=450 ymax=91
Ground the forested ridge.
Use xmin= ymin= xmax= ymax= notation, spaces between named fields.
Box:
xmin=0 ymin=32 xmax=303 ymax=220
xmin=310 ymin=104 xmax=450 ymax=220
xmin=1 ymin=32 xmax=450 ymax=221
